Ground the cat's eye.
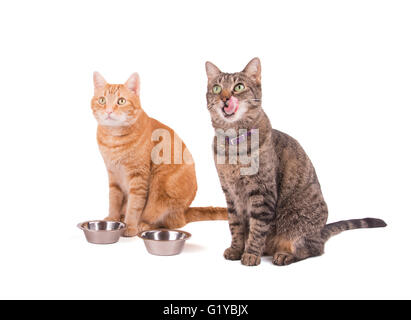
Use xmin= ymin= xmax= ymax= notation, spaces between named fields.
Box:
xmin=213 ymin=85 xmax=222 ymax=94
xmin=234 ymin=83 xmax=245 ymax=93
xmin=117 ymin=97 xmax=126 ymax=105
xmin=98 ymin=97 xmax=106 ymax=105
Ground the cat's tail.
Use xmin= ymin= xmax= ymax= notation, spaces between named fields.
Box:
xmin=321 ymin=218 xmax=387 ymax=242
xmin=184 ymin=207 xmax=228 ymax=223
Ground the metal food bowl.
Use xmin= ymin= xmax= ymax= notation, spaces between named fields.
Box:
xmin=77 ymin=220 xmax=126 ymax=244
xmin=138 ymin=229 xmax=191 ymax=256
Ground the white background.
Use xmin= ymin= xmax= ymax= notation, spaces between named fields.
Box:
xmin=0 ymin=0 xmax=410 ymax=300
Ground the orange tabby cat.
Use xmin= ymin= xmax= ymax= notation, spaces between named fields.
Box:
xmin=91 ymin=72 xmax=227 ymax=236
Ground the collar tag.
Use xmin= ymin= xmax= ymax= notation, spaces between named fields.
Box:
xmin=226 ymin=129 xmax=256 ymax=145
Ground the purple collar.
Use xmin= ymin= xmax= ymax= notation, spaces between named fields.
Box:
xmin=225 ymin=129 xmax=258 ymax=145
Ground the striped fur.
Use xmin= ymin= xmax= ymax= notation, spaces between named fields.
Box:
xmin=205 ymin=58 xmax=387 ymax=266
xmin=321 ymin=218 xmax=387 ymax=241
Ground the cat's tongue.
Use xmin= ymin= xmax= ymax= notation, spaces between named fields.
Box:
xmin=224 ymin=96 xmax=239 ymax=115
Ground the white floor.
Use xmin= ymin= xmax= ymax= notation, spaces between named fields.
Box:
xmin=0 ymin=216 xmax=404 ymax=299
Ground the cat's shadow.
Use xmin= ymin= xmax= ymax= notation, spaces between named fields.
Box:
xmin=182 ymin=243 xmax=206 ymax=253
xmin=119 ymin=237 xmax=206 ymax=253
xmin=119 ymin=237 xmax=139 ymax=243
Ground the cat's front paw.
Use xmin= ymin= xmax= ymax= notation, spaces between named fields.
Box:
xmin=137 ymin=222 xmax=152 ymax=234
xmin=123 ymin=225 xmax=138 ymax=237
xmin=104 ymin=216 xmax=120 ymax=222
xmin=224 ymin=247 xmax=243 ymax=261
xmin=241 ymin=253 xmax=261 ymax=266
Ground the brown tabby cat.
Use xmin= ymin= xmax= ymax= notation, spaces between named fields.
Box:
xmin=205 ymin=58 xmax=387 ymax=266
xmin=91 ymin=72 xmax=226 ymax=237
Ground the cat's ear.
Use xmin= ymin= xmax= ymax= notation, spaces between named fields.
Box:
xmin=125 ymin=72 xmax=140 ymax=95
xmin=93 ymin=72 xmax=107 ymax=90
xmin=243 ymin=57 xmax=261 ymax=83
xmin=205 ymin=61 xmax=221 ymax=81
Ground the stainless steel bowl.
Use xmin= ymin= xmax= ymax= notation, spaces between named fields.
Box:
xmin=138 ymin=229 xmax=191 ymax=256
xmin=77 ymin=220 xmax=126 ymax=244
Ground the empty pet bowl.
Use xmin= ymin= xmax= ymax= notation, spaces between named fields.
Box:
xmin=138 ymin=229 xmax=191 ymax=256
xmin=77 ymin=220 xmax=126 ymax=244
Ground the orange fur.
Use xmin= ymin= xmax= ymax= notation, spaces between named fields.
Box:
xmin=264 ymin=235 xmax=297 ymax=256
xmin=91 ymin=72 xmax=227 ymax=236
